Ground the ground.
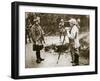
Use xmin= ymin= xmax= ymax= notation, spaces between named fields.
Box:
xmin=25 ymin=35 xmax=89 ymax=68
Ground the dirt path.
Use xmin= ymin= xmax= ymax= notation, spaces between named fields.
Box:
xmin=25 ymin=42 xmax=72 ymax=68
xmin=25 ymin=33 xmax=89 ymax=68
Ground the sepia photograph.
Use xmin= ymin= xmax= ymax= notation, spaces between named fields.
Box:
xmin=25 ymin=12 xmax=90 ymax=68
xmin=11 ymin=2 xmax=97 ymax=79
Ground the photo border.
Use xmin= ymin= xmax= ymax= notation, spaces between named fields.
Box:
xmin=11 ymin=1 xmax=98 ymax=79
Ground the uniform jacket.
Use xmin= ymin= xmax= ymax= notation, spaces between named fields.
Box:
xmin=31 ymin=24 xmax=44 ymax=45
xmin=67 ymin=25 xmax=80 ymax=48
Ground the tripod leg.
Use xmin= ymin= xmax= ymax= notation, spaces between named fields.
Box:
xmin=57 ymin=52 xmax=61 ymax=64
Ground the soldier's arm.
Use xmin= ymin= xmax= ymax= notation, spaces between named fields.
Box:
xmin=37 ymin=26 xmax=45 ymax=42
xmin=30 ymin=25 xmax=37 ymax=43
xmin=40 ymin=26 xmax=45 ymax=43
xmin=67 ymin=28 xmax=77 ymax=39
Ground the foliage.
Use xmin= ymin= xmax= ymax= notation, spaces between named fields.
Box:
xmin=26 ymin=12 xmax=89 ymax=35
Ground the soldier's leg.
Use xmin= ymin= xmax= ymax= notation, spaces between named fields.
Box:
xmin=28 ymin=34 xmax=31 ymax=43
xmin=73 ymin=48 xmax=79 ymax=65
xmin=70 ymin=51 xmax=74 ymax=63
xmin=28 ymin=32 xmax=31 ymax=43
xmin=39 ymin=45 xmax=44 ymax=61
xmin=70 ymin=46 xmax=75 ymax=63
xmin=36 ymin=46 xmax=44 ymax=63
xmin=74 ymin=53 xmax=79 ymax=65
xmin=36 ymin=50 xmax=41 ymax=63
xmin=25 ymin=35 xmax=27 ymax=44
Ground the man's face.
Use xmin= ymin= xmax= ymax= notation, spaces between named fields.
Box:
xmin=35 ymin=21 xmax=39 ymax=25
xmin=69 ymin=22 xmax=74 ymax=27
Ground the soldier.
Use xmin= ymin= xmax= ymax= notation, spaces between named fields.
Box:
xmin=25 ymin=19 xmax=32 ymax=44
xmin=67 ymin=18 xmax=80 ymax=66
xmin=31 ymin=16 xmax=45 ymax=63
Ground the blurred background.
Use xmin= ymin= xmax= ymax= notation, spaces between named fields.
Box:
xmin=25 ymin=12 xmax=89 ymax=35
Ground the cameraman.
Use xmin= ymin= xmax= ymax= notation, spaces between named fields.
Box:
xmin=67 ymin=18 xmax=80 ymax=66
